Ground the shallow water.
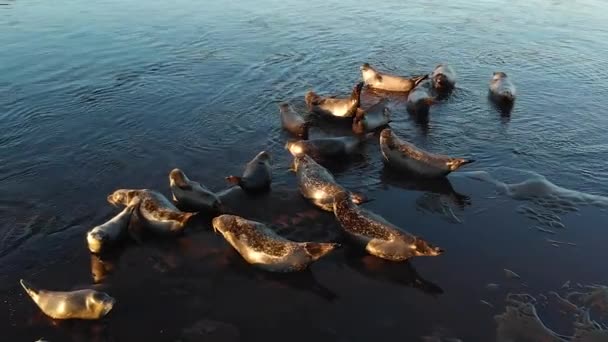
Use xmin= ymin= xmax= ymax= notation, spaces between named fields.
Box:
xmin=2 ymin=0 xmax=608 ymax=340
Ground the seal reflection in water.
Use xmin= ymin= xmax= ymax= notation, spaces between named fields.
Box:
xmin=279 ymin=103 xmax=309 ymax=139
xmin=360 ymin=63 xmax=428 ymax=93
xmin=305 ymin=82 xmax=363 ymax=118
xmin=333 ymin=192 xmax=443 ymax=261
xmin=107 ymin=189 xmax=193 ymax=236
xmin=293 ymin=153 xmax=367 ymax=211
xmin=169 ymin=168 xmax=222 ymax=212
xmin=226 ymin=151 xmax=272 ymax=193
xmin=212 ymin=214 xmax=339 ymax=272
xmin=20 ymin=279 xmax=115 ymax=320
xmin=86 ymin=205 xmax=135 ymax=254
xmin=380 ymin=128 xmax=474 ymax=178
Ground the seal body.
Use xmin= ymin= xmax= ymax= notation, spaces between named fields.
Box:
xmin=352 ymin=102 xmax=392 ymax=134
xmin=285 ymin=135 xmax=363 ymax=161
xmin=86 ymin=205 xmax=134 ymax=254
xmin=293 ymin=154 xmax=366 ymax=211
xmin=332 ymin=192 xmax=443 ymax=261
xmin=406 ymin=79 xmax=434 ymax=116
xmin=431 ymin=64 xmax=456 ymax=92
xmin=169 ymin=168 xmax=222 ymax=212
xmin=226 ymin=151 xmax=272 ymax=193
xmin=212 ymin=215 xmax=338 ymax=272
xmin=279 ymin=103 xmax=309 ymax=139
xmin=305 ymin=82 xmax=363 ymax=118
xmin=489 ymin=72 xmax=516 ymax=106
xmin=20 ymin=279 xmax=115 ymax=320
xmin=380 ymin=129 xmax=474 ymax=178
xmin=360 ymin=63 xmax=428 ymax=92
xmin=107 ymin=189 xmax=193 ymax=235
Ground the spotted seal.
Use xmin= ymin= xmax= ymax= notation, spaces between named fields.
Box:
xmin=489 ymin=72 xmax=516 ymax=110
xmin=107 ymin=189 xmax=193 ymax=235
xmin=305 ymin=82 xmax=363 ymax=118
xmin=431 ymin=63 xmax=456 ymax=92
xmin=380 ymin=129 xmax=474 ymax=178
xmin=333 ymin=192 xmax=444 ymax=261
xmin=406 ymin=79 xmax=434 ymax=116
xmin=212 ymin=214 xmax=339 ymax=272
xmin=20 ymin=279 xmax=115 ymax=320
xmin=360 ymin=63 xmax=428 ymax=92
xmin=226 ymin=151 xmax=272 ymax=193
xmin=279 ymin=103 xmax=309 ymax=139
xmin=352 ymin=101 xmax=392 ymax=134
xmin=293 ymin=153 xmax=366 ymax=211
xmin=169 ymin=168 xmax=222 ymax=212
xmin=86 ymin=205 xmax=135 ymax=254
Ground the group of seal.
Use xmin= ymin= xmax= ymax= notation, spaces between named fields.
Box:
xmin=20 ymin=61 xmax=515 ymax=323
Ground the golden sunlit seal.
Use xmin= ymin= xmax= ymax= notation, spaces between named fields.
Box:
xmin=360 ymin=63 xmax=428 ymax=93
xmin=212 ymin=214 xmax=339 ymax=272
xmin=20 ymin=279 xmax=115 ymax=320
xmin=86 ymin=205 xmax=134 ymax=254
xmin=305 ymin=82 xmax=363 ymax=118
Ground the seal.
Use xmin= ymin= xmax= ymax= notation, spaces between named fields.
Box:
xmin=226 ymin=151 xmax=272 ymax=193
xmin=379 ymin=128 xmax=474 ymax=178
xmin=305 ymin=82 xmax=363 ymax=118
xmin=212 ymin=214 xmax=339 ymax=272
xmin=406 ymin=79 xmax=434 ymax=116
xmin=107 ymin=189 xmax=194 ymax=235
xmin=352 ymin=101 xmax=392 ymax=134
xmin=279 ymin=103 xmax=309 ymax=139
xmin=20 ymin=279 xmax=115 ymax=320
xmin=431 ymin=63 xmax=456 ymax=92
xmin=169 ymin=168 xmax=222 ymax=212
xmin=293 ymin=153 xmax=366 ymax=211
xmin=489 ymin=72 xmax=516 ymax=107
xmin=360 ymin=63 xmax=428 ymax=92
xmin=333 ymin=191 xmax=444 ymax=261
xmin=86 ymin=205 xmax=135 ymax=254
xmin=285 ymin=134 xmax=368 ymax=161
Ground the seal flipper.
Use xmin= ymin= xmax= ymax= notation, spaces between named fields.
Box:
xmin=351 ymin=82 xmax=364 ymax=104
xmin=448 ymin=158 xmax=475 ymax=171
xmin=413 ymin=74 xmax=429 ymax=87
xmin=303 ymin=242 xmax=340 ymax=261
xmin=225 ymin=176 xmax=242 ymax=187
xmin=127 ymin=203 xmax=145 ymax=244
xmin=20 ymin=279 xmax=40 ymax=300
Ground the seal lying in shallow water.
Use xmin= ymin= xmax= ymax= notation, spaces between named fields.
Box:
xmin=169 ymin=168 xmax=222 ymax=212
xmin=406 ymin=79 xmax=435 ymax=116
xmin=305 ymin=82 xmax=363 ymax=118
xmin=226 ymin=151 xmax=272 ymax=193
xmin=333 ymin=192 xmax=444 ymax=261
xmin=107 ymin=189 xmax=193 ymax=235
xmin=20 ymin=279 xmax=115 ymax=320
xmin=352 ymin=101 xmax=392 ymax=134
xmin=489 ymin=72 xmax=516 ymax=107
xmin=279 ymin=103 xmax=309 ymax=139
xmin=212 ymin=214 xmax=339 ymax=272
xmin=293 ymin=153 xmax=366 ymax=211
xmin=431 ymin=63 xmax=456 ymax=92
xmin=360 ymin=63 xmax=428 ymax=92
xmin=285 ymin=134 xmax=369 ymax=161
xmin=86 ymin=205 xmax=135 ymax=254
xmin=379 ymin=129 xmax=474 ymax=178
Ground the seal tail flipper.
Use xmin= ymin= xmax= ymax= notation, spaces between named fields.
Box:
xmin=351 ymin=82 xmax=364 ymax=104
xmin=303 ymin=242 xmax=340 ymax=261
xmin=20 ymin=279 xmax=40 ymax=300
xmin=127 ymin=203 xmax=144 ymax=244
xmin=450 ymin=158 xmax=476 ymax=171
xmin=413 ymin=74 xmax=429 ymax=87
xmin=179 ymin=212 xmax=195 ymax=225
xmin=225 ymin=176 xmax=242 ymax=187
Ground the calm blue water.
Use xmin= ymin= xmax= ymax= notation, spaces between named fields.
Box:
xmin=2 ymin=0 xmax=608 ymax=340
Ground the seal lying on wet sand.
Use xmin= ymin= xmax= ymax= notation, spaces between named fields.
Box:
xmin=226 ymin=151 xmax=272 ymax=193
xmin=169 ymin=168 xmax=222 ymax=212
xmin=279 ymin=103 xmax=309 ymax=139
xmin=360 ymin=63 xmax=428 ymax=92
xmin=380 ymin=129 xmax=474 ymax=178
xmin=86 ymin=205 xmax=135 ymax=254
xmin=107 ymin=189 xmax=193 ymax=235
xmin=293 ymin=153 xmax=367 ymax=211
xmin=333 ymin=192 xmax=444 ymax=261
xmin=20 ymin=279 xmax=115 ymax=320
xmin=212 ymin=214 xmax=339 ymax=272
xmin=305 ymin=82 xmax=363 ymax=118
